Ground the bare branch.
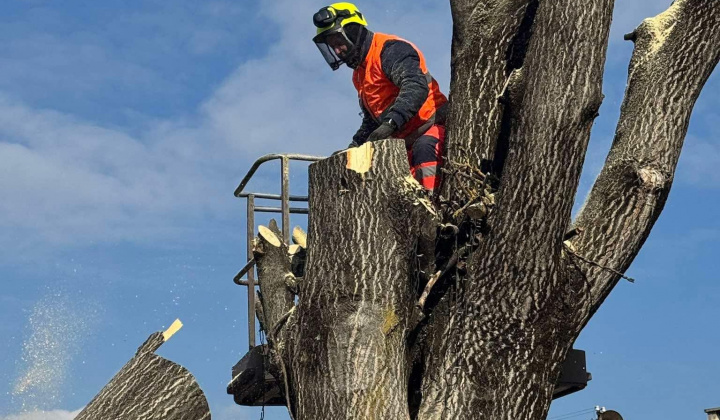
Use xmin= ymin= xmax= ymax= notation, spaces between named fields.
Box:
xmin=572 ymin=0 xmax=720 ymax=314
xmin=489 ymin=0 xmax=614 ymax=260
xmin=254 ymin=222 xmax=295 ymax=337
xmin=441 ymin=0 xmax=538 ymax=201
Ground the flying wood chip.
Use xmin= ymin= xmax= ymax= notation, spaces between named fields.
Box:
xmin=75 ymin=321 xmax=211 ymax=420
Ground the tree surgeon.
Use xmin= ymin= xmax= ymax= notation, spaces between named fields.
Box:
xmin=313 ymin=2 xmax=449 ymax=193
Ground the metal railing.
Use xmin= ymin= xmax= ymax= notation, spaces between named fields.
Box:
xmin=233 ymin=154 xmax=324 ymax=349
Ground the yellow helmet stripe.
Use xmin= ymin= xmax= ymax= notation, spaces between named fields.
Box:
xmin=316 ymin=2 xmax=368 ymax=35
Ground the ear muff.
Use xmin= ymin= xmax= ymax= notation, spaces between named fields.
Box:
xmin=313 ymin=8 xmax=336 ymax=29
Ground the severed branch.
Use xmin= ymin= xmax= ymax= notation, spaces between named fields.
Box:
xmin=254 ymin=221 xmax=295 ymax=335
xmin=572 ymin=0 xmax=720 ymax=314
xmin=292 ymin=226 xmax=307 ymax=248
xmin=289 ymin=226 xmax=307 ymax=280
xmin=254 ymin=220 xmax=299 ymax=419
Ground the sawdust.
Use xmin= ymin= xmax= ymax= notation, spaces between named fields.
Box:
xmin=12 ymin=294 xmax=96 ymax=412
xmin=644 ymin=4 xmax=679 ymax=54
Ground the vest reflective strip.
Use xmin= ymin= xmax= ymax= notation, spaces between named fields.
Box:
xmin=414 ymin=163 xmax=437 ymax=177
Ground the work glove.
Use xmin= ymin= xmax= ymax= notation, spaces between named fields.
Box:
xmin=366 ymin=120 xmax=397 ymax=142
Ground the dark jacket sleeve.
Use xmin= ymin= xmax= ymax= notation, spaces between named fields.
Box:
xmin=351 ymin=103 xmax=380 ymax=146
xmin=379 ymin=40 xmax=429 ymax=131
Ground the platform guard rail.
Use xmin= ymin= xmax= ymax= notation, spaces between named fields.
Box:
xmin=233 ymin=154 xmax=324 ymax=349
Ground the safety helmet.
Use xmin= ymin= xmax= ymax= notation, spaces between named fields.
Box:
xmin=312 ymin=3 xmax=368 ymax=70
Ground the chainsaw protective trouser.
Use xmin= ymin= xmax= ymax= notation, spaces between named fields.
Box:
xmin=407 ymin=124 xmax=444 ymax=194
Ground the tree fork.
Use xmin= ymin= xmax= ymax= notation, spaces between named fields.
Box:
xmin=254 ymin=1 xmax=719 ymax=419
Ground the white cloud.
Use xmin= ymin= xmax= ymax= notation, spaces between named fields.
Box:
xmin=0 ymin=0 xmax=710 ymax=259
xmin=0 ymin=0 xmax=452 ymax=257
xmin=0 ymin=410 xmax=81 ymax=420
xmin=0 ymin=96 xmax=223 ymax=251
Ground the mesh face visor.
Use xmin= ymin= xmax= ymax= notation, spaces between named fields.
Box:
xmin=313 ymin=27 xmax=355 ymax=71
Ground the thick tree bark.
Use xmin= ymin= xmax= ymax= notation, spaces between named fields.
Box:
xmin=441 ymin=0 xmax=537 ymax=185
xmin=77 ymin=328 xmax=210 ymax=420
xmin=571 ymin=0 xmax=720 ymax=317
xmin=287 ymin=141 xmax=436 ymax=419
xmin=419 ymin=0 xmax=615 ymax=417
xmin=251 ymin=1 xmax=719 ymax=419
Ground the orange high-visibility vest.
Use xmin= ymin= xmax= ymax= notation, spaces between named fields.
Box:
xmin=352 ymin=33 xmax=447 ymax=139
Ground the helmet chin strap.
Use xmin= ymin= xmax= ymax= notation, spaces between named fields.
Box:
xmin=343 ymin=24 xmax=368 ymax=69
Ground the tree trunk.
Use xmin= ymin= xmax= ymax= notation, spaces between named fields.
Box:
xmin=252 ymin=0 xmax=720 ymax=419
xmin=287 ymin=141 xmax=436 ymax=420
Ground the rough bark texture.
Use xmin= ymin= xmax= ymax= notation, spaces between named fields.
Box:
xmin=254 ymin=220 xmax=295 ymax=334
xmin=571 ymin=0 xmax=720 ymax=317
xmin=285 ymin=140 xmax=436 ymax=419
xmin=77 ymin=332 xmax=211 ymax=420
xmin=441 ymin=0 xmax=536 ymax=178
xmin=419 ymin=0 xmax=615 ymax=417
xmin=252 ymin=0 xmax=719 ymax=419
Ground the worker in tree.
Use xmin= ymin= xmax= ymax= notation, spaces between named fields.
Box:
xmin=313 ymin=2 xmax=448 ymax=193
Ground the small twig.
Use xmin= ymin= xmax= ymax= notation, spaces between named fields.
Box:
xmin=452 ymin=170 xmax=483 ymax=182
xmin=447 ymin=160 xmax=485 ymax=177
xmin=269 ymin=306 xmax=296 ymax=420
xmin=453 ymin=196 xmax=483 ymax=219
xmin=565 ymin=247 xmax=635 ymax=283
xmin=417 ymin=271 xmax=443 ymax=311
xmin=417 ymin=247 xmax=468 ymax=310
xmin=271 ymin=306 xmax=296 ymax=337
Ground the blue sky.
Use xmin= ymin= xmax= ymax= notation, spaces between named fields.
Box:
xmin=0 ymin=1 xmax=717 ymax=420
